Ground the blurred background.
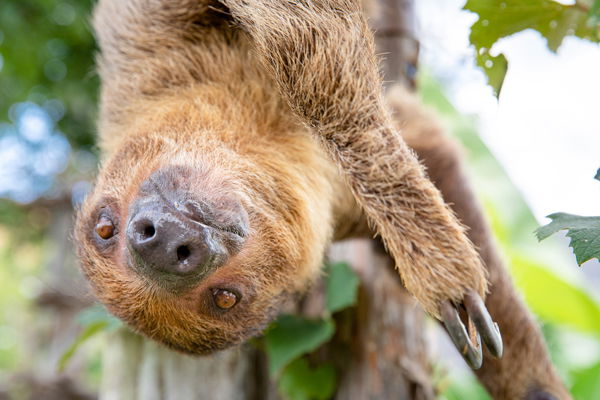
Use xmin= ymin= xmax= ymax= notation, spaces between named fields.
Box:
xmin=0 ymin=0 xmax=598 ymax=399
xmin=416 ymin=1 xmax=600 ymax=398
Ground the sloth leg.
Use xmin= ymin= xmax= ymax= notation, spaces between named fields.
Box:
xmin=387 ymin=86 xmax=570 ymax=400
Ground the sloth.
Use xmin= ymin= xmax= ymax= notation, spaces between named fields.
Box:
xmin=75 ymin=0 xmax=569 ymax=398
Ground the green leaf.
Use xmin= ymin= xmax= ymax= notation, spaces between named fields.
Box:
xmin=58 ymin=304 xmax=122 ymax=371
xmin=264 ymin=315 xmax=335 ymax=376
xmin=475 ymin=51 xmax=508 ymax=97
xmin=464 ymin=0 xmax=599 ymax=97
xmin=278 ymin=358 xmax=336 ymax=400
xmin=536 ymin=213 xmax=600 ymax=265
xmin=594 ymin=167 xmax=600 ymax=181
xmin=325 ymin=262 xmax=359 ymax=313
xmin=465 ymin=0 xmax=599 ymax=51
xmin=509 ymin=254 xmax=600 ymax=335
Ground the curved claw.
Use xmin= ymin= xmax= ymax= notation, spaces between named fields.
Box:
xmin=440 ymin=291 xmax=503 ymax=370
xmin=464 ymin=290 xmax=503 ymax=358
xmin=440 ymin=300 xmax=483 ymax=369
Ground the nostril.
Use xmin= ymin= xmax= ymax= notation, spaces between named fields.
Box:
xmin=176 ymin=245 xmax=191 ymax=262
xmin=142 ymin=224 xmax=156 ymax=239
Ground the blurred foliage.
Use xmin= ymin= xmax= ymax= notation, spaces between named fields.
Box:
xmin=265 ymin=315 xmax=336 ymax=377
xmin=0 ymin=0 xmax=98 ymax=150
xmin=464 ymin=0 xmax=600 ymax=96
xmin=0 ymin=0 xmax=98 ymax=205
xmin=325 ymin=262 xmax=359 ymax=314
xmin=0 ymin=0 xmax=100 ymax=396
xmin=278 ymin=358 xmax=336 ymax=400
xmin=58 ymin=305 xmax=122 ymax=372
xmin=0 ymin=229 xmax=39 ymax=372
xmin=571 ymin=361 xmax=600 ymax=399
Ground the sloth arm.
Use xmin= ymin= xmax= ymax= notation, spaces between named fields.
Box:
xmin=220 ymin=0 xmax=487 ymax=320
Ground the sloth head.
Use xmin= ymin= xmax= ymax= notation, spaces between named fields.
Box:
xmin=75 ymin=123 xmax=332 ymax=353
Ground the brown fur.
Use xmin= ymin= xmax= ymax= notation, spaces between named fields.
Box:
xmin=74 ymin=0 xmax=568 ymax=398
xmin=79 ymin=0 xmax=351 ymax=353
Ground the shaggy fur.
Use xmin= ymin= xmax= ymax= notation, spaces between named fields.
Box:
xmin=75 ymin=0 xmax=568 ymax=398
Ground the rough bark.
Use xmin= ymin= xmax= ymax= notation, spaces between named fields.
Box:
xmin=327 ymin=240 xmax=433 ymax=400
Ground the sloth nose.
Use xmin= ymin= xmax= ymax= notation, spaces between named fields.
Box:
xmin=125 ymin=167 xmax=248 ymax=290
xmin=127 ymin=208 xmax=217 ymax=277
xmin=126 ymin=201 xmax=242 ymax=289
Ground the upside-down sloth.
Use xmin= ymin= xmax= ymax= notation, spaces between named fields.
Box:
xmin=75 ymin=0 xmax=569 ymax=398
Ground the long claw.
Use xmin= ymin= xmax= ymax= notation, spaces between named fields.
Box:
xmin=440 ymin=300 xmax=483 ymax=369
xmin=440 ymin=291 xmax=504 ymax=369
xmin=464 ymin=290 xmax=503 ymax=358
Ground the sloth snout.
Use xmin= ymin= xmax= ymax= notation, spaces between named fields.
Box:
xmin=125 ymin=168 xmax=248 ymax=291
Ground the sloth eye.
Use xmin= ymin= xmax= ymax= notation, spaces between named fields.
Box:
xmin=95 ymin=216 xmax=116 ymax=240
xmin=213 ymin=289 xmax=238 ymax=310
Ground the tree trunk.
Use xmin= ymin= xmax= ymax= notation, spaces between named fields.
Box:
xmin=99 ymin=0 xmax=432 ymax=399
xmin=327 ymin=240 xmax=433 ymax=400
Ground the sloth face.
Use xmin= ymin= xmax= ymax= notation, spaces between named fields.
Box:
xmin=75 ymin=133 xmax=315 ymax=353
